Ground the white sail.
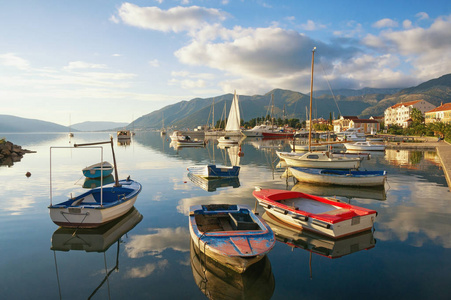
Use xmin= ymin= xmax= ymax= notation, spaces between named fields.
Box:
xmin=225 ymin=90 xmax=241 ymax=134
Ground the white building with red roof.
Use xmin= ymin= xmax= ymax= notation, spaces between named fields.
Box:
xmin=384 ymin=100 xmax=436 ymax=128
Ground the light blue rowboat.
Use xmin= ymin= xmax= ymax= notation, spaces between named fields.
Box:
xmin=82 ymin=161 xmax=114 ymax=178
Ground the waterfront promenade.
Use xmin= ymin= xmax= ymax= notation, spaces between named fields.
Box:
xmin=386 ymin=137 xmax=451 ymax=190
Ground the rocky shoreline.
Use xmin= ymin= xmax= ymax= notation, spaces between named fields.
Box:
xmin=0 ymin=140 xmax=35 ymax=166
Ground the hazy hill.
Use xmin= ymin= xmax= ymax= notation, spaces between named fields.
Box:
xmin=0 ymin=115 xmax=72 ymax=133
xmin=72 ymin=121 xmax=128 ymax=131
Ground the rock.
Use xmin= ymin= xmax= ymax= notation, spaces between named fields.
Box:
xmin=0 ymin=140 xmax=35 ymax=166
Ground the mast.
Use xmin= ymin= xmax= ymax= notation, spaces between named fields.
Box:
xmin=308 ymin=47 xmax=316 ymax=152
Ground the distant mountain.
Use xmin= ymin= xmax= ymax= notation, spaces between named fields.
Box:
xmin=313 ymin=87 xmax=402 ymax=98
xmin=72 ymin=121 xmax=129 ymax=131
xmin=0 ymin=115 xmax=72 ymax=133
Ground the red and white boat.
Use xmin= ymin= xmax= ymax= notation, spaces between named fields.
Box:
xmin=252 ymin=188 xmax=377 ymax=239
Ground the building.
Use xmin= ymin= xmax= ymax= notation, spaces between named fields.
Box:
xmin=333 ymin=116 xmax=359 ymax=133
xmin=384 ymin=100 xmax=436 ymax=128
xmin=349 ymin=119 xmax=380 ymax=134
xmin=425 ymin=102 xmax=451 ymax=124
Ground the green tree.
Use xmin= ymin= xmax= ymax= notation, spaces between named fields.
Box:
xmin=410 ymin=108 xmax=424 ymax=124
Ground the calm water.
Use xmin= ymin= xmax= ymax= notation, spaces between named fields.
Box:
xmin=0 ymin=132 xmax=450 ymax=300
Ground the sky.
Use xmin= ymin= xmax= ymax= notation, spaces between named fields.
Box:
xmin=1 ymin=0 xmax=451 ymax=126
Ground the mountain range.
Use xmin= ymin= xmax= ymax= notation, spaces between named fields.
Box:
xmin=130 ymin=73 xmax=451 ymax=130
xmin=1 ymin=73 xmax=450 ymax=133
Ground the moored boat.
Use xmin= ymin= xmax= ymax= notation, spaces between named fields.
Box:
xmin=82 ymin=161 xmax=114 ymax=178
xmin=277 ymin=151 xmax=361 ymax=169
xmin=117 ymin=130 xmax=131 ymax=140
xmin=49 ymin=178 xmax=142 ymax=228
xmin=187 ymin=164 xmax=240 ymax=178
xmin=344 ymin=141 xmax=386 ymax=151
xmin=289 ymin=167 xmax=387 ymax=187
xmin=252 ymin=188 xmax=377 ymax=239
xmin=189 ymin=204 xmax=275 ymax=273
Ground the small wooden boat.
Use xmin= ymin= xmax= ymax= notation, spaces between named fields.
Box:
xmin=174 ymin=134 xmax=205 ymax=146
xmin=289 ymin=167 xmax=387 ymax=187
xmin=49 ymin=178 xmax=142 ymax=228
xmin=344 ymin=141 xmax=385 ymax=151
xmin=189 ymin=204 xmax=275 ymax=273
xmin=217 ymin=136 xmax=240 ymax=144
xmin=277 ymin=151 xmax=361 ymax=169
xmin=252 ymin=188 xmax=377 ymax=239
xmin=187 ymin=164 xmax=240 ymax=178
xmin=82 ymin=161 xmax=114 ymax=178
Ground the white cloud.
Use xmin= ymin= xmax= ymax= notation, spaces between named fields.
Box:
xmin=114 ymin=3 xmax=228 ymax=33
xmin=300 ymin=20 xmax=326 ymax=31
xmin=64 ymin=61 xmax=107 ymax=70
xmin=125 ymin=260 xmax=168 ymax=278
xmin=373 ymin=18 xmax=399 ymax=28
xmin=0 ymin=53 xmax=30 ymax=70
xmin=416 ymin=12 xmax=429 ymax=20
xmin=148 ymin=59 xmax=160 ymax=67
xmin=403 ymin=19 xmax=413 ymax=29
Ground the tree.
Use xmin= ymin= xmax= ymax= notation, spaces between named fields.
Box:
xmin=410 ymin=108 xmax=424 ymax=124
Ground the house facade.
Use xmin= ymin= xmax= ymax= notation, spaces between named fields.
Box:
xmin=425 ymin=102 xmax=451 ymax=124
xmin=384 ymin=100 xmax=436 ymax=128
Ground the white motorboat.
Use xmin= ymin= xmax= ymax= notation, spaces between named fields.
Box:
xmin=344 ymin=141 xmax=386 ymax=151
xmin=277 ymin=151 xmax=361 ymax=169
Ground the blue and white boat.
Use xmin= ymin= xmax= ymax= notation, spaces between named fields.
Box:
xmin=187 ymin=164 xmax=240 ymax=178
xmin=82 ymin=161 xmax=114 ymax=178
xmin=189 ymin=204 xmax=275 ymax=273
xmin=289 ymin=167 xmax=386 ymax=187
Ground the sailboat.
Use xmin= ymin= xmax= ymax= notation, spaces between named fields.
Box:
xmin=277 ymin=48 xmax=361 ymax=169
xmin=218 ymin=91 xmax=243 ymax=144
xmin=205 ymin=98 xmax=225 ymax=137
xmin=261 ymin=94 xmax=295 ymax=138
xmin=160 ymin=112 xmax=166 ymax=136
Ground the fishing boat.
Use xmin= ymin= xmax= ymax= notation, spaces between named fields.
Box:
xmin=288 ymin=167 xmax=387 ymax=187
xmin=277 ymin=151 xmax=361 ymax=169
xmin=344 ymin=141 xmax=386 ymax=151
xmin=49 ymin=138 xmax=142 ymax=228
xmin=217 ymin=135 xmax=241 ymax=144
xmin=173 ymin=134 xmax=205 ymax=146
xmin=252 ymin=188 xmax=377 ymax=239
xmin=189 ymin=204 xmax=275 ymax=273
xmin=187 ymin=164 xmax=240 ymax=178
xmin=82 ymin=161 xmax=114 ymax=178
xmin=117 ymin=130 xmax=131 ymax=140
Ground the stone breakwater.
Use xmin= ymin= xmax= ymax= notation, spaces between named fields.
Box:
xmin=0 ymin=140 xmax=35 ymax=166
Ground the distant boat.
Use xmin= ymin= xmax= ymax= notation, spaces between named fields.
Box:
xmin=187 ymin=164 xmax=240 ymax=178
xmin=253 ymin=188 xmax=377 ymax=239
xmin=82 ymin=161 xmax=114 ymax=179
xmin=217 ymin=90 xmax=243 ymax=144
xmin=117 ymin=130 xmax=131 ymax=140
xmin=172 ymin=133 xmax=205 ymax=146
xmin=289 ymin=167 xmax=387 ymax=187
xmin=189 ymin=204 xmax=275 ymax=273
xmin=344 ymin=141 xmax=386 ymax=151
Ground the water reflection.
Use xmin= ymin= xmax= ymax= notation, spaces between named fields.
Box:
xmin=262 ymin=212 xmax=376 ymax=260
xmin=51 ymin=207 xmax=143 ymax=298
xmin=291 ymin=182 xmax=387 ymax=201
xmin=190 ymin=240 xmax=274 ymax=300
xmin=187 ymin=172 xmax=240 ymax=192
xmin=82 ymin=174 xmax=115 ymax=189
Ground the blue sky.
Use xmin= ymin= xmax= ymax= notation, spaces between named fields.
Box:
xmin=1 ymin=0 xmax=450 ymax=125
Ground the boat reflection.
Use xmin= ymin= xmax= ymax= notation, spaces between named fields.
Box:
xmin=187 ymin=172 xmax=240 ymax=192
xmin=117 ymin=139 xmax=131 ymax=147
xmin=291 ymin=181 xmax=386 ymax=201
xmin=262 ymin=212 xmax=376 ymax=259
xmin=190 ymin=240 xmax=274 ymax=300
xmin=82 ymin=174 xmax=115 ymax=189
xmin=51 ymin=207 xmax=142 ymax=298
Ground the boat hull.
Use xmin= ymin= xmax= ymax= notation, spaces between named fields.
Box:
xmin=253 ymin=188 xmax=377 ymax=239
xmin=278 ymin=151 xmax=361 ymax=169
xmin=189 ymin=204 xmax=275 ymax=273
xmin=82 ymin=162 xmax=114 ymax=179
xmin=289 ymin=167 xmax=386 ymax=187
xmin=187 ymin=164 xmax=240 ymax=178
xmin=344 ymin=142 xmax=386 ymax=151
xmin=49 ymin=179 xmax=142 ymax=228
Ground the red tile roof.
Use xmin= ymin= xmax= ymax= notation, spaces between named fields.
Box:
xmin=390 ymin=100 xmax=421 ymax=109
xmin=426 ymin=102 xmax=451 ymax=113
